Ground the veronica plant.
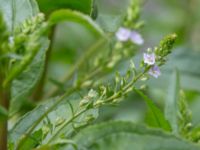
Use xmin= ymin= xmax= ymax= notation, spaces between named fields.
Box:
xmin=0 ymin=0 xmax=199 ymax=150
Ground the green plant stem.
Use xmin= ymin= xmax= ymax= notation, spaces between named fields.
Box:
xmin=45 ymin=37 xmax=106 ymax=98
xmin=32 ymin=26 xmax=56 ymax=101
xmin=0 ymin=77 xmax=10 ymax=150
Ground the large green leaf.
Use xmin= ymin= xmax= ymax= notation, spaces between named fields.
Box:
xmin=9 ymin=93 xmax=98 ymax=149
xmin=10 ymin=38 xmax=49 ymax=114
xmin=0 ymin=0 xmax=39 ymax=32
xmin=134 ymin=89 xmax=171 ymax=131
xmin=165 ymin=70 xmax=180 ymax=134
xmin=37 ymin=0 xmax=94 ymax=15
xmin=65 ymin=121 xmax=200 ymax=150
xmin=9 ymin=96 xmax=60 ymax=146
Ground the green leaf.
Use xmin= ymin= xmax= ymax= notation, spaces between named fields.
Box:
xmin=48 ymin=9 xmax=103 ymax=37
xmin=0 ymin=0 xmax=39 ymax=32
xmin=9 ymin=94 xmax=98 ymax=149
xmin=165 ymin=69 xmax=180 ymax=134
xmin=65 ymin=121 xmax=200 ymax=150
xmin=134 ymin=89 xmax=171 ymax=131
xmin=9 ymin=96 xmax=60 ymax=146
xmin=37 ymin=0 xmax=94 ymax=15
xmin=10 ymin=38 xmax=49 ymax=114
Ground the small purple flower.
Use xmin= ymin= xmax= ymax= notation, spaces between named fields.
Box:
xmin=115 ymin=27 xmax=131 ymax=42
xmin=130 ymin=31 xmax=144 ymax=45
xmin=148 ymin=65 xmax=161 ymax=78
xmin=143 ymin=53 xmax=156 ymax=65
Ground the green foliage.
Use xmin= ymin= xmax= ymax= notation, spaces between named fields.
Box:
xmin=11 ymin=38 xmax=49 ymax=114
xmin=9 ymin=93 xmax=99 ymax=149
xmin=65 ymin=121 xmax=200 ymax=150
xmin=0 ymin=0 xmax=199 ymax=150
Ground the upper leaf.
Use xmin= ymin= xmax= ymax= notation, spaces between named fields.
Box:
xmin=36 ymin=0 xmax=94 ymax=15
xmin=48 ymin=9 xmax=103 ymax=37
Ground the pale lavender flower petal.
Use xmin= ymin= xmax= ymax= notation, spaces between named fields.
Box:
xmin=115 ymin=27 xmax=131 ymax=42
xmin=143 ymin=53 xmax=156 ymax=65
xmin=148 ymin=65 xmax=161 ymax=78
xmin=130 ymin=31 xmax=144 ymax=45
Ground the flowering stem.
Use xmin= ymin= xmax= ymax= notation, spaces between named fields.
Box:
xmin=105 ymin=66 xmax=150 ymax=103
xmin=45 ymin=66 xmax=152 ymax=144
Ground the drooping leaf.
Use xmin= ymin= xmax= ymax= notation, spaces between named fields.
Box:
xmin=134 ymin=89 xmax=171 ymax=131
xmin=48 ymin=9 xmax=103 ymax=37
xmin=37 ymin=0 xmax=94 ymax=15
xmin=65 ymin=121 xmax=200 ymax=150
xmin=0 ymin=0 xmax=39 ymax=32
xmin=165 ymin=69 xmax=180 ymax=134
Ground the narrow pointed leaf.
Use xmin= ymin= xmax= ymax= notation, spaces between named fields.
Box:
xmin=134 ymin=89 xmax=171 ymax=131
